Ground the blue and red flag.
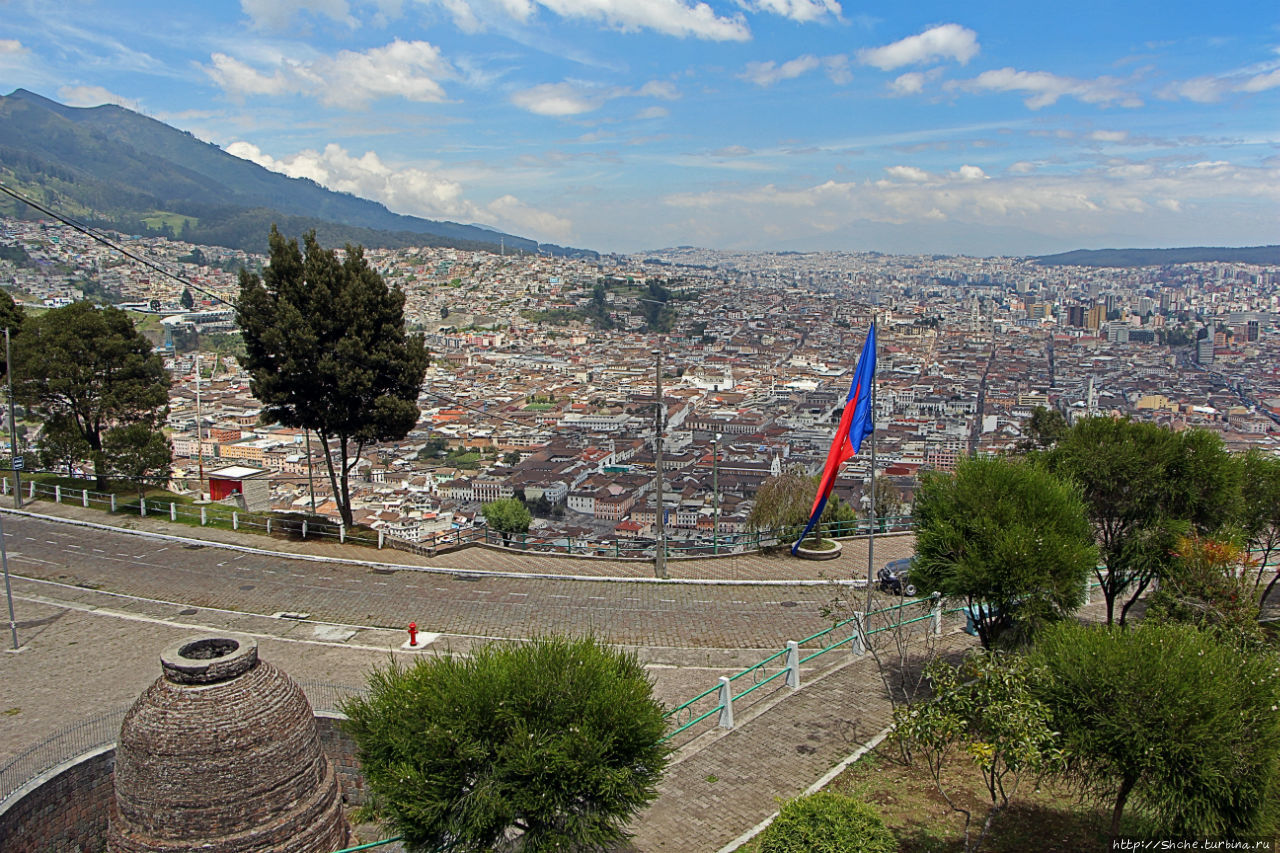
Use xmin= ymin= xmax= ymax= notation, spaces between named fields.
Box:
xmin=792 ymin=323 xmax=876 ymax=554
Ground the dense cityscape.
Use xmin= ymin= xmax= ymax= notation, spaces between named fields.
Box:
xmin=4 ymin=213 xmax=1277 ymax=549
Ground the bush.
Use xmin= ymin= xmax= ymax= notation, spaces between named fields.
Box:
xmin=759 ymin=792 xmax=895 ymax=853
xmin=1030 ymin=622 xmax=1280 ymax=840
xmin=340 ymin=635 xmax=669 ymax=853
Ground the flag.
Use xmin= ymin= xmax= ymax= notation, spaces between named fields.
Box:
xmin=792 ymin=323 xmax=876 ymax=554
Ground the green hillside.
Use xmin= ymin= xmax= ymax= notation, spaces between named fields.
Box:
xmin=0 ymin=89 xmax=595 ymax=258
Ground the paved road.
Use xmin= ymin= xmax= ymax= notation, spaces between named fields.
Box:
xmin=1 ymin=512 xmax=913 ymax=650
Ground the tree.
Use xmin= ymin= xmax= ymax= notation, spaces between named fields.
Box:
xmin=237 ymin=227 xmax=429 ymax=527
xmin=340 ymin=636 xmax=669 ymax=853
xmin=0 ymin=290 xmax=25 ymax=376
xmin=179 ymin=286 xmax=195 ymax=310
xmin=892 ymin=651 xmax=1063 ymax=853
xmin=502 ymin=450 xmax=521 ymax=466
xmin=483 ymin=496 xmax=532 ymax=546
xmin=910 ymin=455 xmax=1096 ymax=648
xmin=1239 ymin=450 xmax=1280 ymax=602
xmin=758 ymin=792 xmax=895 ymax=853
xmin=36 ymin=413 xmax=91 ymax=477
xmin=14 ymin=302 xmax=169 ymax=490
xmin=1015 ymin=405 xmax=1067 ymax=452
xmin=102 ymin=422 xmax=173 ymax=498
xmin=1043 ymin=418 xmax=1239 ymax=625
xmin=747 ymin=466 xmax=856 ymax=546
xmin=861 ymin=474 xmax=904 ymax=520
xmin=1030 ymin=622 xmax=1280 ymax=841
xmin=1145 ymin=534 xmax=1263 ymax=648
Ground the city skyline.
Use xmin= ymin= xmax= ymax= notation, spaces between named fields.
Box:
xmin=1 ymin=0 xmax=1278 ymax=256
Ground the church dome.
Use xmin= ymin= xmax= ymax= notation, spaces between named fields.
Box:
xmin=106 ymin=636 xmax=350 ymax=853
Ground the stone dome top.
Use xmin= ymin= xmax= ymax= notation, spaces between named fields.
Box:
xmin=107 ymin=635 xmax=350 ymax=853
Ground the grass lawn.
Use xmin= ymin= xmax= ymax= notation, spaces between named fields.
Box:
xmin=735 ymin=744 xmax=1117 ymax=852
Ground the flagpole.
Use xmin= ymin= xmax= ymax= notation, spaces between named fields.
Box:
xmin=865 ymin=319 xmax=877 ymax=614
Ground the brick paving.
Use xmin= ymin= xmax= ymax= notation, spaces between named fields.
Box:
xmin=11 ymin=500 xmax=917 ymax=582
xmin=6 ymin=505 xmax=1085 ymax=852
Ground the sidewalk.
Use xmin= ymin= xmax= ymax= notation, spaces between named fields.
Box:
xmin=6 ymin=498 xmax=916 ymax=583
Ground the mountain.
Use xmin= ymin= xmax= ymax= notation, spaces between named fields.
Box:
xmin=0 ymin=88 xmax=594 ymax=257
xmin=1034 ymin=245 xmax=1280 ymax=267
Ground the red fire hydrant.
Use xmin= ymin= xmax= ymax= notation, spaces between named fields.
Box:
xmin=408 ymin=622 xmax=418 ymax=647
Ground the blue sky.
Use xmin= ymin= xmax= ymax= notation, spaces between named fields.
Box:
xmin=1 ymin=0 xmax=1277 ymax=255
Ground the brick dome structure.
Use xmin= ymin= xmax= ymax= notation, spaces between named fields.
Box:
xmin=106 ymin=636 xmax=351 ymax=853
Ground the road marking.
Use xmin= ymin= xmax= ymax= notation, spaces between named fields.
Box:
xmin=589 ymin=596 xmax=605 ymax=600
xmin=660 ymin=599 xmax=675 ymax=603
xmin=65 ymin=544 xmax=81 ymax=549
xmin=509 ymin=592 xmax=527 ymax=597
xmin=550 ymin=594 xmax=568 ymax=599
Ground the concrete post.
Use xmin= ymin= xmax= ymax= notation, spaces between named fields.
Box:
xmin=110 ymin=494 xmax=116 ymax=513
xmin=717 ymin=676 xmax=734 ymax=729
xmin=378 ymin=529 xmax=384 ymax=549
xmin=55 ymin=485 xmax=61 ymax=503
xmin=2 ymin=478 xmax=7 ymax=495
xmin=140 ymin=498 xmax=146 ymax=517
xmin=266 ymin=519 xmax=272 ymax=535
xmin=786 ymin=640 xmax=801 ymax=689
xmin=232 ymin=512 xmax=238 ymax=530
xmin=169 ymin=502 xmax=176 ymax=521
xmin=302 ymin=520 xmax=308 ymax=539
xmin=82 ymin=489 xmax=89 ymax=508
xmin=931 ymin=593 xmax=943 ymax=636
xmin=339 ymin=524 xmax=345 ymax=544
xmin=28 ymin=481 xmax=35 ymax=499
xmin=201 ymin=506 xmax=207 ymax=526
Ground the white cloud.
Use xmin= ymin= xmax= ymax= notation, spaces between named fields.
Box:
xmin=487 ymin=194 xmax=573 ymax=241
xmin=884 ymin=165 xmax=931 ymax=182
xmin=510 ymin=79 xmax=680 ymax=116
xmin=240 ymin=0 xmax=356 ymax=30
xmin=661 ymin=159 xmax=1280 ymax=246
xmin=1163 ymin=67 xmax=1280 ymax=102
xmin=713 ymin=145 xmax=753 ymax=156
xmin=635 ymin=105 xmax=670 ymax=119
xmin=1088 ymin=130 xmax=1129 ymax=142
xmin=947 ymin=67 xmax=1142 ymax=109
xmin=737 ymin=0 xmax=841 ymax=24
xmin=888 ymin=68 xmax=944 ymax=96
xmin=226 ymin=141 xmax=573 ymax=241
xmin=0 ymin=40 xmax=28 ymax=55
xmin=431 ymin=0 xmax=750 ymax=41
xmin=858 ymin=24 xmax=978 ymax=71
xmin=739 ymin=54 xmax=820 ymax=86
xmin=56 ymin=85 xmax=142 ymax=111
xmin=1008 ymin=161 xmax=1036 ymax=174
xmin=511 ymin=82 xmax=605 ymax=115
xmin=207 ymin=39 xmax=453 ymax=107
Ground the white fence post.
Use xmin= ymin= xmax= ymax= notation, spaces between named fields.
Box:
xmin=302 ymin=520 xmax=308 ymax=539
xmin=2 ymin=478 xmax=7 ymax=495
xmin=110 ymin=494 xmax=116 ymax=512
xmin=931 ymin=594 xmax=943 ymax=636
xmin=266 ymin=518 xmax=272 ymax=535
xmin=55 ymin=485 xmax=61 ymax=503
xmin=378 ymin=529 xmax=385 ymax=549
xmin=169 ymin=502 xmax=176 ymax=521
xmin=200 ymin=506 xmax=207 ymax=526
xmin=233 ymin=512 xmax=238 ymax=530
xmin=28 ymin=481 xmax=35 ymax=499
xmin=786 ymin=640 xmax=801 ymax=689
xmin=850 ymin=612 xmax=866 ymax=656
xmin=717 ymin=676 xmax=734 ymax=729
xmin=339 ymin=524 xmax=345 ymax=544
xmin=82 ymin=489 xmax=89 ymax=508
xmin=140 ymin=498 xmax=146 ymax=517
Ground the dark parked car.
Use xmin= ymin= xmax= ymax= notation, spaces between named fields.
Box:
xmin=877 ymin=557 xmax=917 ymax=597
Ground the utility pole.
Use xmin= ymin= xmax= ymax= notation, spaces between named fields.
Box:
xmin=652 ymin=347 xmax=667 ymax=579
xmin=1 ymin=511 xmax=17 ymax=650
xmin=194 ymin=353 xmax=205 ymax=501
xmin=305 ymin=429 xmax=317 ymax=513
xmin=711 ymin=432 xmax=720 ymax=555
xmin=5 ymin=328 xmax=20 ymax=509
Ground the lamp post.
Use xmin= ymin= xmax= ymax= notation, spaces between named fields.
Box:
xmin=652 ymin=347 xmax=667 ymax=579
xmin=711 ymin=432 xmax=721 ymax=555
xmin=6 ymin=328 xmax=21 ymax=509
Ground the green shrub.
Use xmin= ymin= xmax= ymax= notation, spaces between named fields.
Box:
xmin=759 ymin=792 xmax=895 ymax=853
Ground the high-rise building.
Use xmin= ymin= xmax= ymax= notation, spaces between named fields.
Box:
xmin=1067 ymin=305 xmax=1086 ymax=327
xmin=1086 ymin=305 xmax=1105 ymax=331
xmin=1247 ymin=319 xmax=1260 ymax=342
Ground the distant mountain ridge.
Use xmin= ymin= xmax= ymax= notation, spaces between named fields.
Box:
xmin=1034 ymin=245 xmax=1280 ymax=267
xmin=0 ymin=88 xmax=595 ymax=257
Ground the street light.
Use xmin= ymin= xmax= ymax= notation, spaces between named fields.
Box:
xmin=652 ymin=348 xmax=667 ymax=579
xmin=711 ymin=432 xmax=721 ymax=555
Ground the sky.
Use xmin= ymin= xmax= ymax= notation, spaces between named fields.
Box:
xmin=1 ymin=0 xmax=1278 ymax=256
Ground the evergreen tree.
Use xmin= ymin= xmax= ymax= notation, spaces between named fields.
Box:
xmin=236 ymin=227 xmax=428 ymax=526
xmin=14 ymin=303 xmax=169 ymax=490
